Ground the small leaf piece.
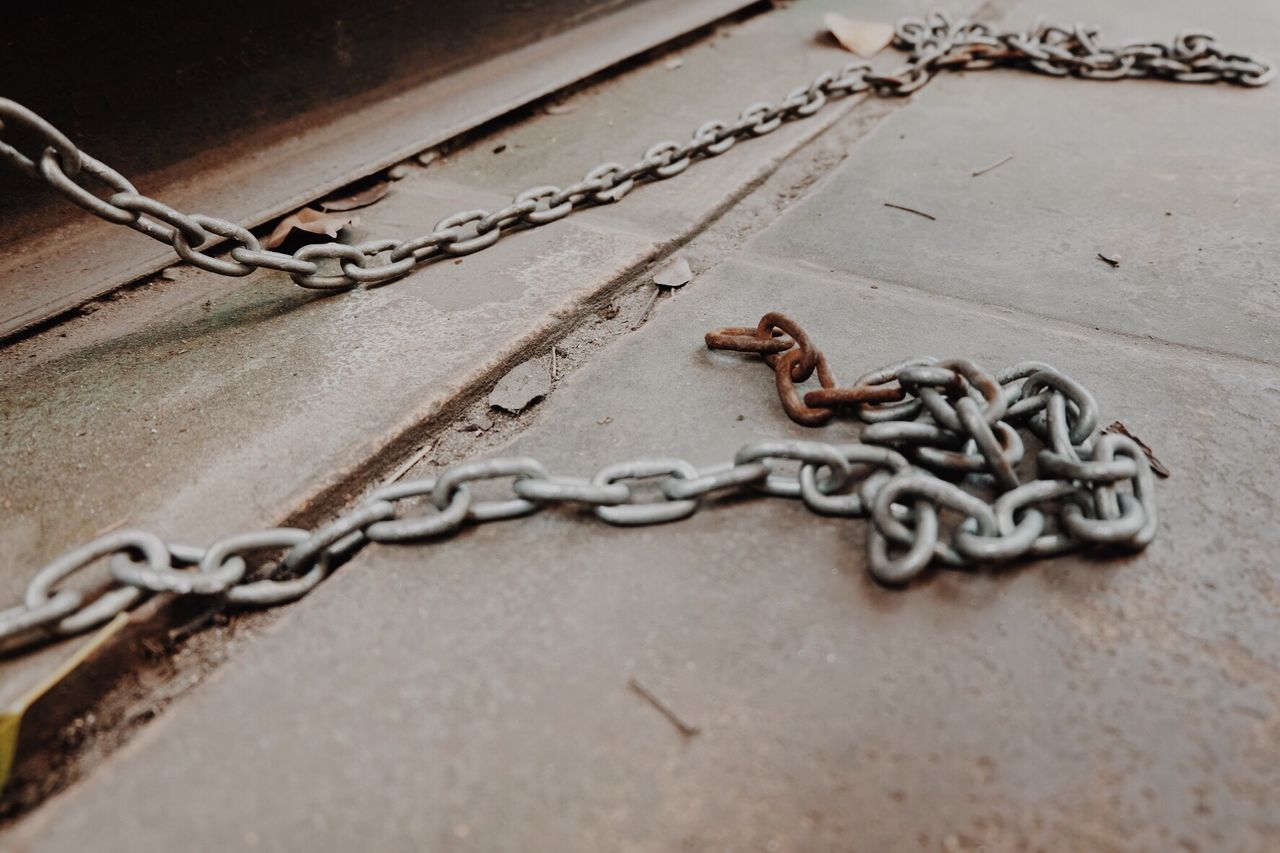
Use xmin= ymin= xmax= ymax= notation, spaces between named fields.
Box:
xmin=653 ymin=256 xmax=693 ymax=288
xmin=318 ymin=181 xmax=391 ymax=212
xmin=489 ymin=358 xmax=552 ymax=414
xmin=824 ymin=13 xmax=895 ymax=58
xmin=262 ymin=209 xmax=359 ymax=249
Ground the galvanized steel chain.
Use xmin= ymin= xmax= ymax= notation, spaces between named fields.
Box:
xmin=704 ymin=312 xmax=1158 ymax=584
xmin=0 ymin=12 xmax=1271 ymax=293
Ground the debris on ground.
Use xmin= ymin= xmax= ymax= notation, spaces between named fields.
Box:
xmin=455 ymin=414 xmax=494 ymax=432
xmin=386 ymin=163 xmax=411 ymax=180
xmin=318 ymin=180 xmax=392 ymax=212
xmin=489 ymin=358 xmax=552 ymax=414
xmin=1097 ymin=252 xmax=1121 ymax=268
xmin=262 ymin=209 xmax=359 ymax=249
xmin=883 ymin=202 xmax=936 ymax=221
xmin=1104 ymin=421 xmax=1170 ymax=477
xmin=653 ymin=256 xmax=693 ymax=288
xmin=823 ymin=13 xmax=894 ymax=57
xmin=633 ymin=257 xmax=694 ymax=329
xmin=664 ymin=57 xmax=684 ymax=70
xmin=415 ymin=150 xmax=440 ymax=167
xmin=544 ymin=97 xmax=581 ymax=116
xmin=971 ymin=153 xmax=1014 ymax=177
xmin=628 ymin=677 xmax=700 ymax=737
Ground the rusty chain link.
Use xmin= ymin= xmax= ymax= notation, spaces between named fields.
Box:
xmin=0 ymin=12 xmax=1271 ymax=296
xmin=704 ymin=312 xmax=1158 ymax=584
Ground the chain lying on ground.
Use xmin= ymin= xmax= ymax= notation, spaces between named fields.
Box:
xmin=705 ymin=312 xmax=1157 ymax=581
xmin=0 ymin=13 xmax=1270 ymax=294
xmin=2 ymin=316 xmax=1156 ymax=658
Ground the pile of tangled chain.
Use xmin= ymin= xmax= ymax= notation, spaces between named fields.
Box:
xmin=704 ymin=313 xmax=1158 ymax=584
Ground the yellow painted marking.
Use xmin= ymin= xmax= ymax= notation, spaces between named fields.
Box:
xmin=1 ymin=613 xmax=129 ymax=789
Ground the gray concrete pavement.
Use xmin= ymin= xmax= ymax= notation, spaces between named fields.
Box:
xmin=7 ymin=0 xmax=1280 ymax=849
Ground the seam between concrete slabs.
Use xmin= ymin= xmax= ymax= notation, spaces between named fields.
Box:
xmin=733 ymin=251 xmax=1280 ymax=374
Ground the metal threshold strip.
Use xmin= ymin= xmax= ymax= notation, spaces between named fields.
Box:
xmin=0 ymin=0 xmax=760 ymax=341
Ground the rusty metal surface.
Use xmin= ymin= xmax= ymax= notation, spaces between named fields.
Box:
xmin=0 ymin=0 xmax=758 ymax=339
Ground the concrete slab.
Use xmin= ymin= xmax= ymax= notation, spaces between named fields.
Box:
xmin=750 ymin=0 xmax=1280 ymax=365
xmin=0 ymin=181 xmax=653 ymax=595
xmin=0 ymin=0 xmax=947 ymax=591
xmin=13 ymin=252 xmax=1279 ymax=852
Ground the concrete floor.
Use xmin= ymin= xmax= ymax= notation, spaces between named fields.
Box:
xmin=4 ymin=0 xmax=1280 ymax=849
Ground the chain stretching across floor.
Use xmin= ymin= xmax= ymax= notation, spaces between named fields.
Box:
xmin=0 ymin=12 xmax=1271 ymax=293
xmin=2 ymin=318 xmax=1158 ymax=655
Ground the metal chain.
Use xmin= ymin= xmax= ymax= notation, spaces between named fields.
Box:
xmin=0 ymin=12 xmax=1271 ymax=294
xmin=703 ymin=312 xmax=1157 ymax=583
xmin=2 ymin=321 xmax=1157 ymax=657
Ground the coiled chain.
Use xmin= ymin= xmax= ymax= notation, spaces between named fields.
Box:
xmin=3 ymin=319 xmax=1157 ymax=657
xmin=0 ymin=12 xmax=1270 ymax=294
xmin=704 ymin=313 xmax=1158 ymax=584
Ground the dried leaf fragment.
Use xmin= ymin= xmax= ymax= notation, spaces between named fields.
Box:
xmin=262 ymin=208 xmax=359 ymax=249
xmin=489 ymin=358 xmax=552 ymax=414
xmin=318 ymin=180 xmax=391 ymax=212
xmin=653 ymin=256 xmax=693 ymax=288
xmin=544 ymin=99 xmax=580 ymax=116
xmin=824 ymin=13 xmax=894 ymax=58
xmin=1103 ymin=421 xmax=1171 ymax=478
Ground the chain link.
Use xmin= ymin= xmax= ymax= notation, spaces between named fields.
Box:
xmin=0 ymin=12 xmax=1270 ymax=296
